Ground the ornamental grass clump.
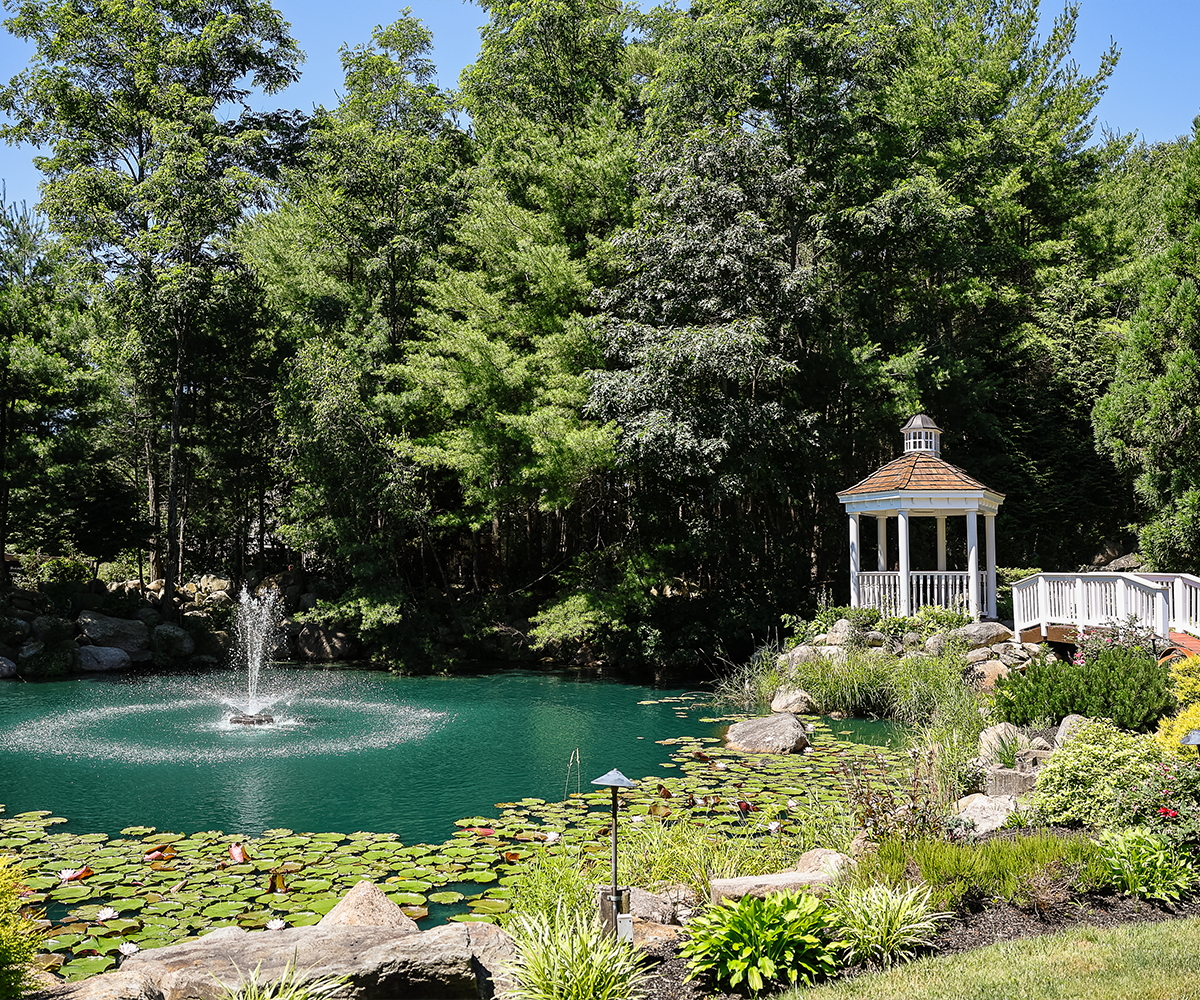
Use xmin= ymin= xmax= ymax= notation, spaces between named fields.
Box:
xmin=826 ymin=882 xmax=950 ymax=968
xmin=0 ymin=856 xmax=42 ymax=1000
xmin=504 ymin=907 xmax=652 ymax=1000
xmin=680 ymin=890 xmax=843 ymax=995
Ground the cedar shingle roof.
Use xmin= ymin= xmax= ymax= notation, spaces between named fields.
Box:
xmin=839 ymin=452 xmax=1003 ymax=497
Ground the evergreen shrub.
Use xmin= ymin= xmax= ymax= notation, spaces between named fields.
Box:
xmin=995 ymin=647 xmax=1173 ymax=732
xmin=1033 ymin=720 xmax=1167 ymax=828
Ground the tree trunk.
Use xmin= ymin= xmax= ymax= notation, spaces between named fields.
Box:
xmin=163 ymin=325 xmax=186 ymax=621
xmin=145 ymin=428 xmax=162 ymax=581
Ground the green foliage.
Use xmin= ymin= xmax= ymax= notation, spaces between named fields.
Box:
xmin=1122 ymin=757 xmax=1200 ymax=848
xmin=26 ymin=554 xmax=90 ymax=587
xmin=504 ymin=845 xmax=598 ymax=925
xmin=841 ymin=750 xmax=951 ymax=844
xmin=995 ymin=648 xmax=1174 ymax=732
xmin=215 ymin=960 xmax=348 ymax=1000
xmin=680 ymin=891 xmax=843 ymax=995
xmin=1092 ymin=829 xmax=1196 ymax=902
xmin=527 ymin=593 xmax=617 ymax=651
xmin=1169 ymin=655 xmax=1200 ymax=711
xmin=295 ymin=585 xmax=406 ymax=665
xmin=1033 ymin=720 xmax=1168 ymax=828
xmin=857 ymin=834 xmax=1104 ymax=913
xmin=0 ymin=855 xmax=42 ymax=999
xmin=827 ymin=883 xmax=950 ymax=968
xmin=1155 ymin=703 xmax=1200 ymax=759
xmin=504 ymin=907 xmax=651 ymax=1000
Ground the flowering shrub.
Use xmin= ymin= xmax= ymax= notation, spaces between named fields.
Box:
xmin=1121 ymin=757 xmax=1200 ymax=847
xmin=1070 ymin=616 xmax=1158 ymax=661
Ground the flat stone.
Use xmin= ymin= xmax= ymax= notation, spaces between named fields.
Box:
xmin=30 ymin=969 xmax=164 ymax=999
xmin=770 ymin=686 xmax=817 ymax=715
xmin=951 ymin=621 xmax=1015 ymax=650
xmin=795 ymin=848 xmax=854 ymax=880
xmin=965 ymin=647 xmax=993 ymax=664
xmin=958 ymin=793 xmax=1019 ymax=834
xmin=1029 ymin=736 xmax=1053 ymax=751
xmin=985 ymin=766 xmax=1037 ymax=797
xmin=319 ymin=880 xmax=419 ymax=931
xmin=79 ymin=646 xmax=132 ymax=672
xmin=710 ymin=864 xmax=842 ymax=905
xmin=724 ymin=713 xmax=810 ymax=754
xmin=632 ymin=919 xmax=679 ymax=950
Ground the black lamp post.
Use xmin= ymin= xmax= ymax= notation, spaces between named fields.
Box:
xmin=592 ymin=768 xmax=636 ymax=940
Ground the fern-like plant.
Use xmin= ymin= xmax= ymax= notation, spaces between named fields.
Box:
xmin=214 ymin=960 xmax=348 ymax=1000
xmin=504 ymin=906 xmax=651 ymax=1000
xmin=0 ymin=856 xmax=42 ymax=999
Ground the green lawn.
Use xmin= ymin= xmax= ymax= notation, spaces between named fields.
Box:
xmin=780 ymin=917 xmax=1200 ymax=1000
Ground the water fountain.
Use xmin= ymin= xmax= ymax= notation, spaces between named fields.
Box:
xmin=227 ymin=587 xmax=279 ymax=725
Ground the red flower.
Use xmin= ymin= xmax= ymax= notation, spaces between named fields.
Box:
xmin=1158 ymin=807 xmax=1179 ymax=818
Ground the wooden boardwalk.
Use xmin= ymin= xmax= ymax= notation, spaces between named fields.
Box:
xmin=1170 ymin=631 xmax=1200 ymax=657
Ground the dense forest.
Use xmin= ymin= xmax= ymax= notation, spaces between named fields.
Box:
xmin=2 ymin=0 xmax=1199 ymax=673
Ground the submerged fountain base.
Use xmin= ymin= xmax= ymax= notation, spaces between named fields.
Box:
xmin=229 ymin=712 xmax=274 ymax=726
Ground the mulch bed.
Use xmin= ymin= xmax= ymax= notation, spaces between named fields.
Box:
xmin=641 ymin=893 xmax=1200 ymax=999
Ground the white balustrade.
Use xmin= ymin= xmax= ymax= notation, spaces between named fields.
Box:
xmin=1012 ymin=571 xmax=1187 ymax=639
xmin=858 ymin=571 xmax=985 ymax=619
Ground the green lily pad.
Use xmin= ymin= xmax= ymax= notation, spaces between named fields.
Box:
xmin=61 ymin=956 xmax=115 ymax=979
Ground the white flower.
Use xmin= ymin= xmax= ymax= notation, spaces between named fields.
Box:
xmin=542 ymin=831 xmax=560 ymax=843
xmin=117 ymin=942 xmax=139 ymax=957
xmin=266 ymin=918 xmax=286 ymax=931
xmin=768 ymin=821 xmax=781 ymax=834
xmin=96 ymin=907 xmax=118 ymax=921
xmin=58 ymin=869 xmax=77 ymax=882
xmin=630 ymin=814 xmax=645 ymax=824
xmin=713 ymin=762 xmax=727 ymax=770
xmin=787 ymin=799 xmax=798 ymax=811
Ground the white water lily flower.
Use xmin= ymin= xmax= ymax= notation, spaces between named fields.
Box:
xmin=96 ymin=907 xmax=118 ymax=921
xmin=57 ymin=869 xmax=77 ymax=882
xmin=117 ymin=942 xmax=139 ymax=957
xmin=787 ymin=799 xmax=798 ymax=811
xmin=266 ymin=918 xmax=286 ymax=931
xmin=768 ymin=821 xmax=781 ymax=834
xmin=543 ymin=831 xmax=560 ymax=843
xmin=630 ymin=814 xmax=645 ymax=824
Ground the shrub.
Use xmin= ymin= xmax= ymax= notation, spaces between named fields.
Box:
xmin=841 ymin=750 xmax=951 ymax=843
xmin=680 ymin=891 xmax=843 ymax=995
xmin=995 ymin=648 xmax=1173 ymax=732
xmin=0 ymin=856 xmax=42 ymax=999
xmin=827 ymin=883 xmax=949 ymax=968
xmin=1121 ymin=757 xmax=1200 ymax=847
xmin=1169 ymin=655 xmax=1200 ymax=711
xmin=1033 ymin=720 xmax=1167 ymax=828
xmin=1092 ymin=828 xmax=1196 ymax=902
xmin=1155 ymin=703 xmax=1200 ymax=758
xmin=504 ymin=907 xmax=651 ymax=1000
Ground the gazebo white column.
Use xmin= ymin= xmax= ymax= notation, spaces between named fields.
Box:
xmin=966 ymin=511 xmax=979 ymax=619
xmin=897 ymin=509 xmax=911 ymax=616
xmin=986 ymin=514 xmax=997 ymax=618
xmin=849 ymin=513 xmax=860 ymax=608
xmin=936 ymin=517 xmax=947 ymax=572
xmin=876 ymin=517 xmax=887 ymax=572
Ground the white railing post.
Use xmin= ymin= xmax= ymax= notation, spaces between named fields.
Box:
xmin=1075 ymin=577 xmax=1085 ymax=632
xmin=1158 ymin=586 xmax=1171 ymax=639
xmin=965 ymin=512 xmax=979 ymax=620
xmin=1036 ymin=574 xmax=1049 ymax=639
xmin=1175 ymin=577 xmax=1186 ymax=632
xmin=849 ymin=514 xmax=860 ymax=608
xmin=898 ymin=509 xmax=911 ymax=617
xmin=1115 ymin=577 xmax=1127 ymax=624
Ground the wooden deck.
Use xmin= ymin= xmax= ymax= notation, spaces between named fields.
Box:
xmin=1169 ymin=631 xmax=1200 ymax=657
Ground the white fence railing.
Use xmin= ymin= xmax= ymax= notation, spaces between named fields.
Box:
xmin=859 ymin=571 xmax=984 ymax=618
xmin=1011 ymin=572 xmax=1200 ymax=639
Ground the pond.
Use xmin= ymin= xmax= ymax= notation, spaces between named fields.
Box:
xmin=0 ymin=668 xmax=901 ymax=842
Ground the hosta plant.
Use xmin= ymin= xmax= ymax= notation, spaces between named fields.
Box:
xmin=504 ymin=906 xmax=651 ymax=1000
xmin=827 ymin=882 xmax=951 ymax=968
xmin=679 ymin=890 xmax=843 ymax=995
xmin=1092 ymin=828 xmax=1196 ymax=902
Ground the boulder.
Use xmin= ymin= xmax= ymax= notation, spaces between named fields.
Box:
xmin=975 ymin=660 xmax=1010 ymax=691
xmin=122 ymin=921 xmax=514 ymax=1000
xmin=985 ymin=765 xmax=1037 ymax=797
xmin=978 ymin=721 xmax=1022 ymax=764
xmin=823 ymin=618 xmax=855 ymax=646
xmin=30 ymin=969 xmax=163 ymax=1000
xmin=152 ymin=623 xmax=195 ymax=661
xmin=32 ymin=615 xmax=74 ymax=644
xmin=297 ymin=624 xmax=354 ymax=661
xmin=632 ymin=919 xmax=679 ymax=951
xmin=1 ymin=616 xmax=32 ymax=643
xmin=207 ymin=590 xmax=234 ymax=606
xmin=956 ymin=793 xmax=1019 ymax=834
xmin=77 ymin=611 xmax=150 ymax=652
xmin=18 ymin=638 xmax=80 ymax=677
xmin=924 ymin=633 xmax=948 ymax=656
xmin=135 ymin=608 xmax=163 ymax=629
xmin=770 ymin=686 xmax=817 ymax=715
xmin=199 ymin=575 xmax=232 ymax=594
xmin=592 ymin=886 xmax=675 ymax=925
xmin=902 ymin=631 xmax=922 ymax=647
xmin=0 ymin=656 xmax=14 ymax=678
xmin=1056 ymin=714 xmax=1088 ymax=746
xmin=725 ymin=714 xmax=810 ymax=754
xmin=949 ymin=621 xmax=1014 ymax=650
xmin=80 ymin=646 xmax=132 ymax=672
xmin=965 ymin=647 xmax=993 ymax=664
xmin=710 ymin=850 xmax=852 ymax=904
xmin=1106 ymin=552 xmax=1143 ymax=571
xmin=863 ymin=630 xmax=887 ymax=647
xmin=319 ymin=880 xmax=419 ymax=931
xmin=192 ymin=630 xmax=230 ymax=659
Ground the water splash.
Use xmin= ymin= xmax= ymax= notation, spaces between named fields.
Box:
xmin=234 ymin=587 xmax=281 ymax=714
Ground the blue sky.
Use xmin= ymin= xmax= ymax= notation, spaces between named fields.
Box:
xmin=0 ymin=0 xmax=1197 ymax=210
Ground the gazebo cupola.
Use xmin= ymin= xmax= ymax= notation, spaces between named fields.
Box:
xmin=837 ymin=415 xmax=1005 ymax=620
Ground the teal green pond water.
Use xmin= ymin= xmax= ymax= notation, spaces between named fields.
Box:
xmin=0 ymin=669 xmax=900 ymax=844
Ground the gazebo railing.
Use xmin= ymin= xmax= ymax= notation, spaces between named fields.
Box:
xmin=858 ymin=571 xmax=984 ymax=618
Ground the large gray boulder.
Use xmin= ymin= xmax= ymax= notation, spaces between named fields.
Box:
xmin=0 ymin=656 xmax=15 ymax=678
xmin=297 ymin=624 xmax=354 ymax=661
xmin=949 ymin=621 xmax=1014 ymax=650
xmin=725 ymin=713 xmax=810 ymax=754
xmin=79 ymin=646 xmax=132 ymax=672
xmin=956 ymin=793 xmax=1019 ymax=835
xmin=770 ymin=686 xmax=817 ymax=715
xmin=30 ymin=969 xmax=163 ymax=999
xmin=319 ymin=879 xmax=418 ymax=931
xmin=152 ymin=623 xmax=195 ymax=661
xmin=121 ymin=921 xmax=514 ymax=1000
xmin=32 ymin=615 xmax=74 ymax=643
xmin=77 ymin=611 xmax=150 ymax=652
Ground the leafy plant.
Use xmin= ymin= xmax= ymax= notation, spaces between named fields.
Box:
xmin=1032 ymin=719 xmax=1167 ymax=828
xmin=992 ymin=731 xmax=1022 ymax=769
xmin=0 ymin=856 xmax=43 ymax=1000
xmin=1156 ymin=703 xmax=1200 ymax=760
xmin=215 ymin=960 xmax=349 ymax=1000
xmin=1092 ymin=828 xmax=1196 ymax=902
xmin=1121 ymin=757 xmax=1200 ymax=847
xmin=827 ymin=882 xmax=950 ymax=968
xmin=995 ymin=647 xmax=1174 ymax=732
xmin=1168 ymin=655 xmax=1200 ymax=711
xmin=679 ymin=890 xmax=843 ymax=995
xmin=504 ymin=906 xmax=651 ymax=1000
xmin=842 ymin=749 xmax=951 ymax=843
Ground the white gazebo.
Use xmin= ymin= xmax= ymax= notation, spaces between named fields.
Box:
xmin=837 ymin=415 xmax=1005 ymax=620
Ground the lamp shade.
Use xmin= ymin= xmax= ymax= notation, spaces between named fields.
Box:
xmin=591 ymin=769 xmax=636 ymax=789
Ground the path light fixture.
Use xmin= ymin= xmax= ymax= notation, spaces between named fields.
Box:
xmin=592 ymin=768 xmax=636 ymax=942
xmin=1181 ymin=730 xmax=1200 ymax=757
